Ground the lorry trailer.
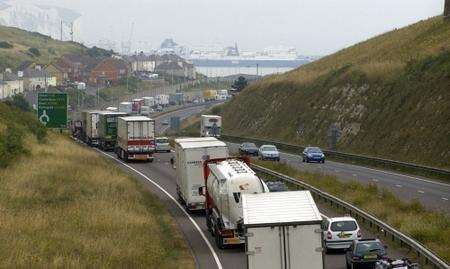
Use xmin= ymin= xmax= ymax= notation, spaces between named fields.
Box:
xmin=81 ymin=110 xmax=103 ymax=146
xmin=174 ymin=137 xmax=229 ymax=211
xmin=242 ymin=191 xmax=324 ymax=269
xmin=116 ymin=116 xmax=156 ymax=162
xmin=119 ymin=102 xmax=132 ymax=114
xmin=202 ymin=157 xmax=269 ymax=248
xmin=200 ymin=115 xmax=222 ymax=137
xmin=97 ymin=111 xmax=127 ymax=151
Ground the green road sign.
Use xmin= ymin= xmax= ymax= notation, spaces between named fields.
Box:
xmin=37 ymin=93 xmax=68 ymax=128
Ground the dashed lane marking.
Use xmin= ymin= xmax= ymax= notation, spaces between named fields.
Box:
xmin=95 ymin=149 xmax=223 ymax=269
xmin=395 ymin=184 xmax=402 ymax=188
xmin=442 ymin=197 xmax=448 ymax=201
xmin=372 ymin=179 xmax=379 ymax=182
xmin=417 ymin=190 xmax=425 ymax=194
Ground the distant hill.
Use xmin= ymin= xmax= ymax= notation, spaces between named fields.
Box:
xmin=219 ymin=16 xmax=450 ymax=168
xmin=0 ymin=24 xmax=86 ymax=70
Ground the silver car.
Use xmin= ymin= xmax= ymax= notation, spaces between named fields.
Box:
xmin=323 ymin=216 xmax=361 ymax=252
xmin=155 ymin=137 xmax=171 ymax=152
xmin=258 ymin=145 xmax=280 ymax=161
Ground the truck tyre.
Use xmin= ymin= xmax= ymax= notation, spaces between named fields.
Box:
xmin=206 ymin=212 xmax=213 ymax=233
xmin=215 ymin=228 xmax=224 ymax=249
xmin=124 ymin=152 xmax=129 ymax=163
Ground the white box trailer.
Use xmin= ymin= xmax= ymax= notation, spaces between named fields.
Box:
xmin=200 ymin=115 xmax=222 ymax=137
xmin=81 ymin=110 xmax=103 ymax=146
xmin=116 ymin=116 xmax=156 ymax=162
xmin=174 ymin=137 xmax=229 ymax=211
xmin=119 ymin=102 xmax=133 ymax=114
xmin=143 ymin=96 xmax=156 ymax=107
xmin=242 ymin=191 xmax=324 ymax=269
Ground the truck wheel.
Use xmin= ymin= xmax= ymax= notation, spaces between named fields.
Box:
xmin=215 ymin=229 xmax=224 ymax=249
xmin=206 ymin=212 xmax=213 ymax=233
xmin=124 ymin=152 xmax=129 ymax=163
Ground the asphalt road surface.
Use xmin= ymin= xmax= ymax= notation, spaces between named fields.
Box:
xmin=91 ymin=106 xmax=412 ymax=269
xmin=226 ymin=143 xmax=450 ymax=214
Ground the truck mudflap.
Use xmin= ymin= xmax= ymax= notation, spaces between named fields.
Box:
xmin=186 ymin=202 xmax=205 ymax=211
xmin=128 ymin=154 xmax=153 ymax=161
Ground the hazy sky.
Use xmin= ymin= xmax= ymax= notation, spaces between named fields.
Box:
xmin=40 ymin=0 xmax=444 ymax=55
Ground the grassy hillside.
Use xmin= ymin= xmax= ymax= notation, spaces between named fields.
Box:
xmin=220 ymin=16 xmax=450 ymax=168
xmin=0 ymin=25 xmax=86 ymax=70
xmin=0 ymin=100 xmax=195 ymax=267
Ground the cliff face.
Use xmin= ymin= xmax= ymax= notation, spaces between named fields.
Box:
xmin=219 ymin=17 xmax=450 ymax=168
xmin=0 ymin=0 xmax=81 ymax=41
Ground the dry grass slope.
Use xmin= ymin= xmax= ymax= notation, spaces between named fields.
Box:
xmin=0 ymin=133 xmax=195 ymax=268
xmin=0 ymin=25 xmax=86 ymax=70
xmin=221 ymin=16 xmax=450 ymax=168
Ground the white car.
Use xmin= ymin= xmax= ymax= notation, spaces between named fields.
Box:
xmin=322 ymin=216 xmax=361 ymax=251
xmin=258 ymin=145 xmax=280 ymax=161
xmin=155 ymin=137 xmax=171 ymax=152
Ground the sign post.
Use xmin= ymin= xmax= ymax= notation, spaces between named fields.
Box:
xmin=37 ymin=93 xmax=68 ymax=129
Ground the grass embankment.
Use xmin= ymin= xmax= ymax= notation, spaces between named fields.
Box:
xmin=0 ymin=100 xmax=195 ymax=267
xmin=253 ymin=160 xmax=450 ymax=263
xmin=220 ymin=16 xmax=450 ymax=169
xmin=0 ymin=25 xmax=86 ymax=70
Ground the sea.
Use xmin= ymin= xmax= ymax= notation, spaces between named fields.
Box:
xmin=195 ymin=66 xmax=294 ymax=77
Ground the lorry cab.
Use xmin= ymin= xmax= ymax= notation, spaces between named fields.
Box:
xmin=203 ymin=158 xmax=269 ymax=248
xmin=200 ymin=115 xmax=222 ymax=137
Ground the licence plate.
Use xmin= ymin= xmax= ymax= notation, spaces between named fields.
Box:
xmin=135 ymin=155 xmax=148 ymax=160
xmin=338 ymin=232 xmax=351 ymax=238
xmin=225 ymin=238 xmax=241 ymax=244
xmin=363 ymin=254 xmax=377 ymax=260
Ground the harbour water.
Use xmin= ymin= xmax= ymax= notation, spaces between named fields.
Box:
xmin=195 ymin=66 xmax=294 ymax=77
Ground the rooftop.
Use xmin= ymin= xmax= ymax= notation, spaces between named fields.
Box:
xmin=242 ymin=191 xmax=322 ymax=226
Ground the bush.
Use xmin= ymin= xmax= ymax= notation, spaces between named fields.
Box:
xmin=4 ymin=94 xmax=31 ymax=112
xmin=28 ymin=47 xmax=41 ymax=57
xmin=0 ymin=41 xmax=13 ymax=49
xmin=0 ymin=124 xmax=26 ymax=168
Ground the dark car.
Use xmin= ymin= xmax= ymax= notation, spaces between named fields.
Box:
xmin=346 ymin=239 xmax=387 ymax=269
xmin=302 ymin=147 xmax=325 ymax=163
xmin=266 ymin=181 xmax=288 ymax=192
xmin=239 ymin=142 xmax=259 ymax=156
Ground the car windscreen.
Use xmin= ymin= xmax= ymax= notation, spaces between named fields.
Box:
xmin=355 ymin=242 xmax=384 ymax=255
xmin=330 ymin=221 xmax=357 ymax=231
xmin=156 ymin=138 xmax=168 ymax=143
xmin=243 ymin=143 xmax=256 ymax=148
xmin=307 ymin=148 xmax=322 ymax=153
xmin=262 ymin=146 xmax=277 ymax=151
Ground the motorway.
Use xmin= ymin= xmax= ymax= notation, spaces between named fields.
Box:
xmin=92 ymin=106 xmax=411 ymax=269
xmin=226 ymin=144 xmax=450 ymax=214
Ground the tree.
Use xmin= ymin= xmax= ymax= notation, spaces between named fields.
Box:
xmin=28 ymin=47 xmax=41 ymax=57
xmin=231 ymin=76 xmax=248 ymax=92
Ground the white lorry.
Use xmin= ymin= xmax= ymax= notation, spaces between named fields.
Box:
xmin=156 ymin=94 xmax=170 ymax=107
xmin=242 ymin=191 xmax=324 ymax=269
xmin=119 ymin=102 xmax=133 ymax=114
xmin=143 ymin=96 xmax=156 ymax=108
xmin=202 ymin=158 xmax=269 ymax=248
xmin=116 ymin=116 xmax=156 ymax=162
xmin=200 ymin=115 xmax=222 ymax=137
xmin=174 ymin=137 xmax=229 ymax=211
xmin=216 ymin=89 xmax=228 ymax=100
xmin=81 ymin=110 xmax=102 ymax=146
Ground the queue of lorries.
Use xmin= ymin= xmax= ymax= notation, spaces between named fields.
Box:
xmin=171 ymin=137 xmax=417 ymax=269
xmin=71 ymin=109 xmax=417 ymax=269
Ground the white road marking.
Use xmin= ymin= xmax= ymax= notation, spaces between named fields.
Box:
xmin=395 ymin=184 xmax=402 ymax=188
xmin=417 ymin=190 xmax=425 ymax=194
xmin=372 ymin=179 xmax=379 ymax=182
xmin=352 ymin=174 xmax=357 ymax=177
xmin=96 ymin=149 xmax=223 ymax=269
xmin=442 ymin=197 xmax=449 ymax=201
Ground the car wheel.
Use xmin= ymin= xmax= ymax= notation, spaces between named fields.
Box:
xmin=306 ymin=158 xmax=309 ymax=163
xmin=302 ymin=158 xmax=305 ymax=162
xmin=322 ymin=159 xmax=325 ymax=163
xmin=215 ymin=229 xmax=224 ymax=249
